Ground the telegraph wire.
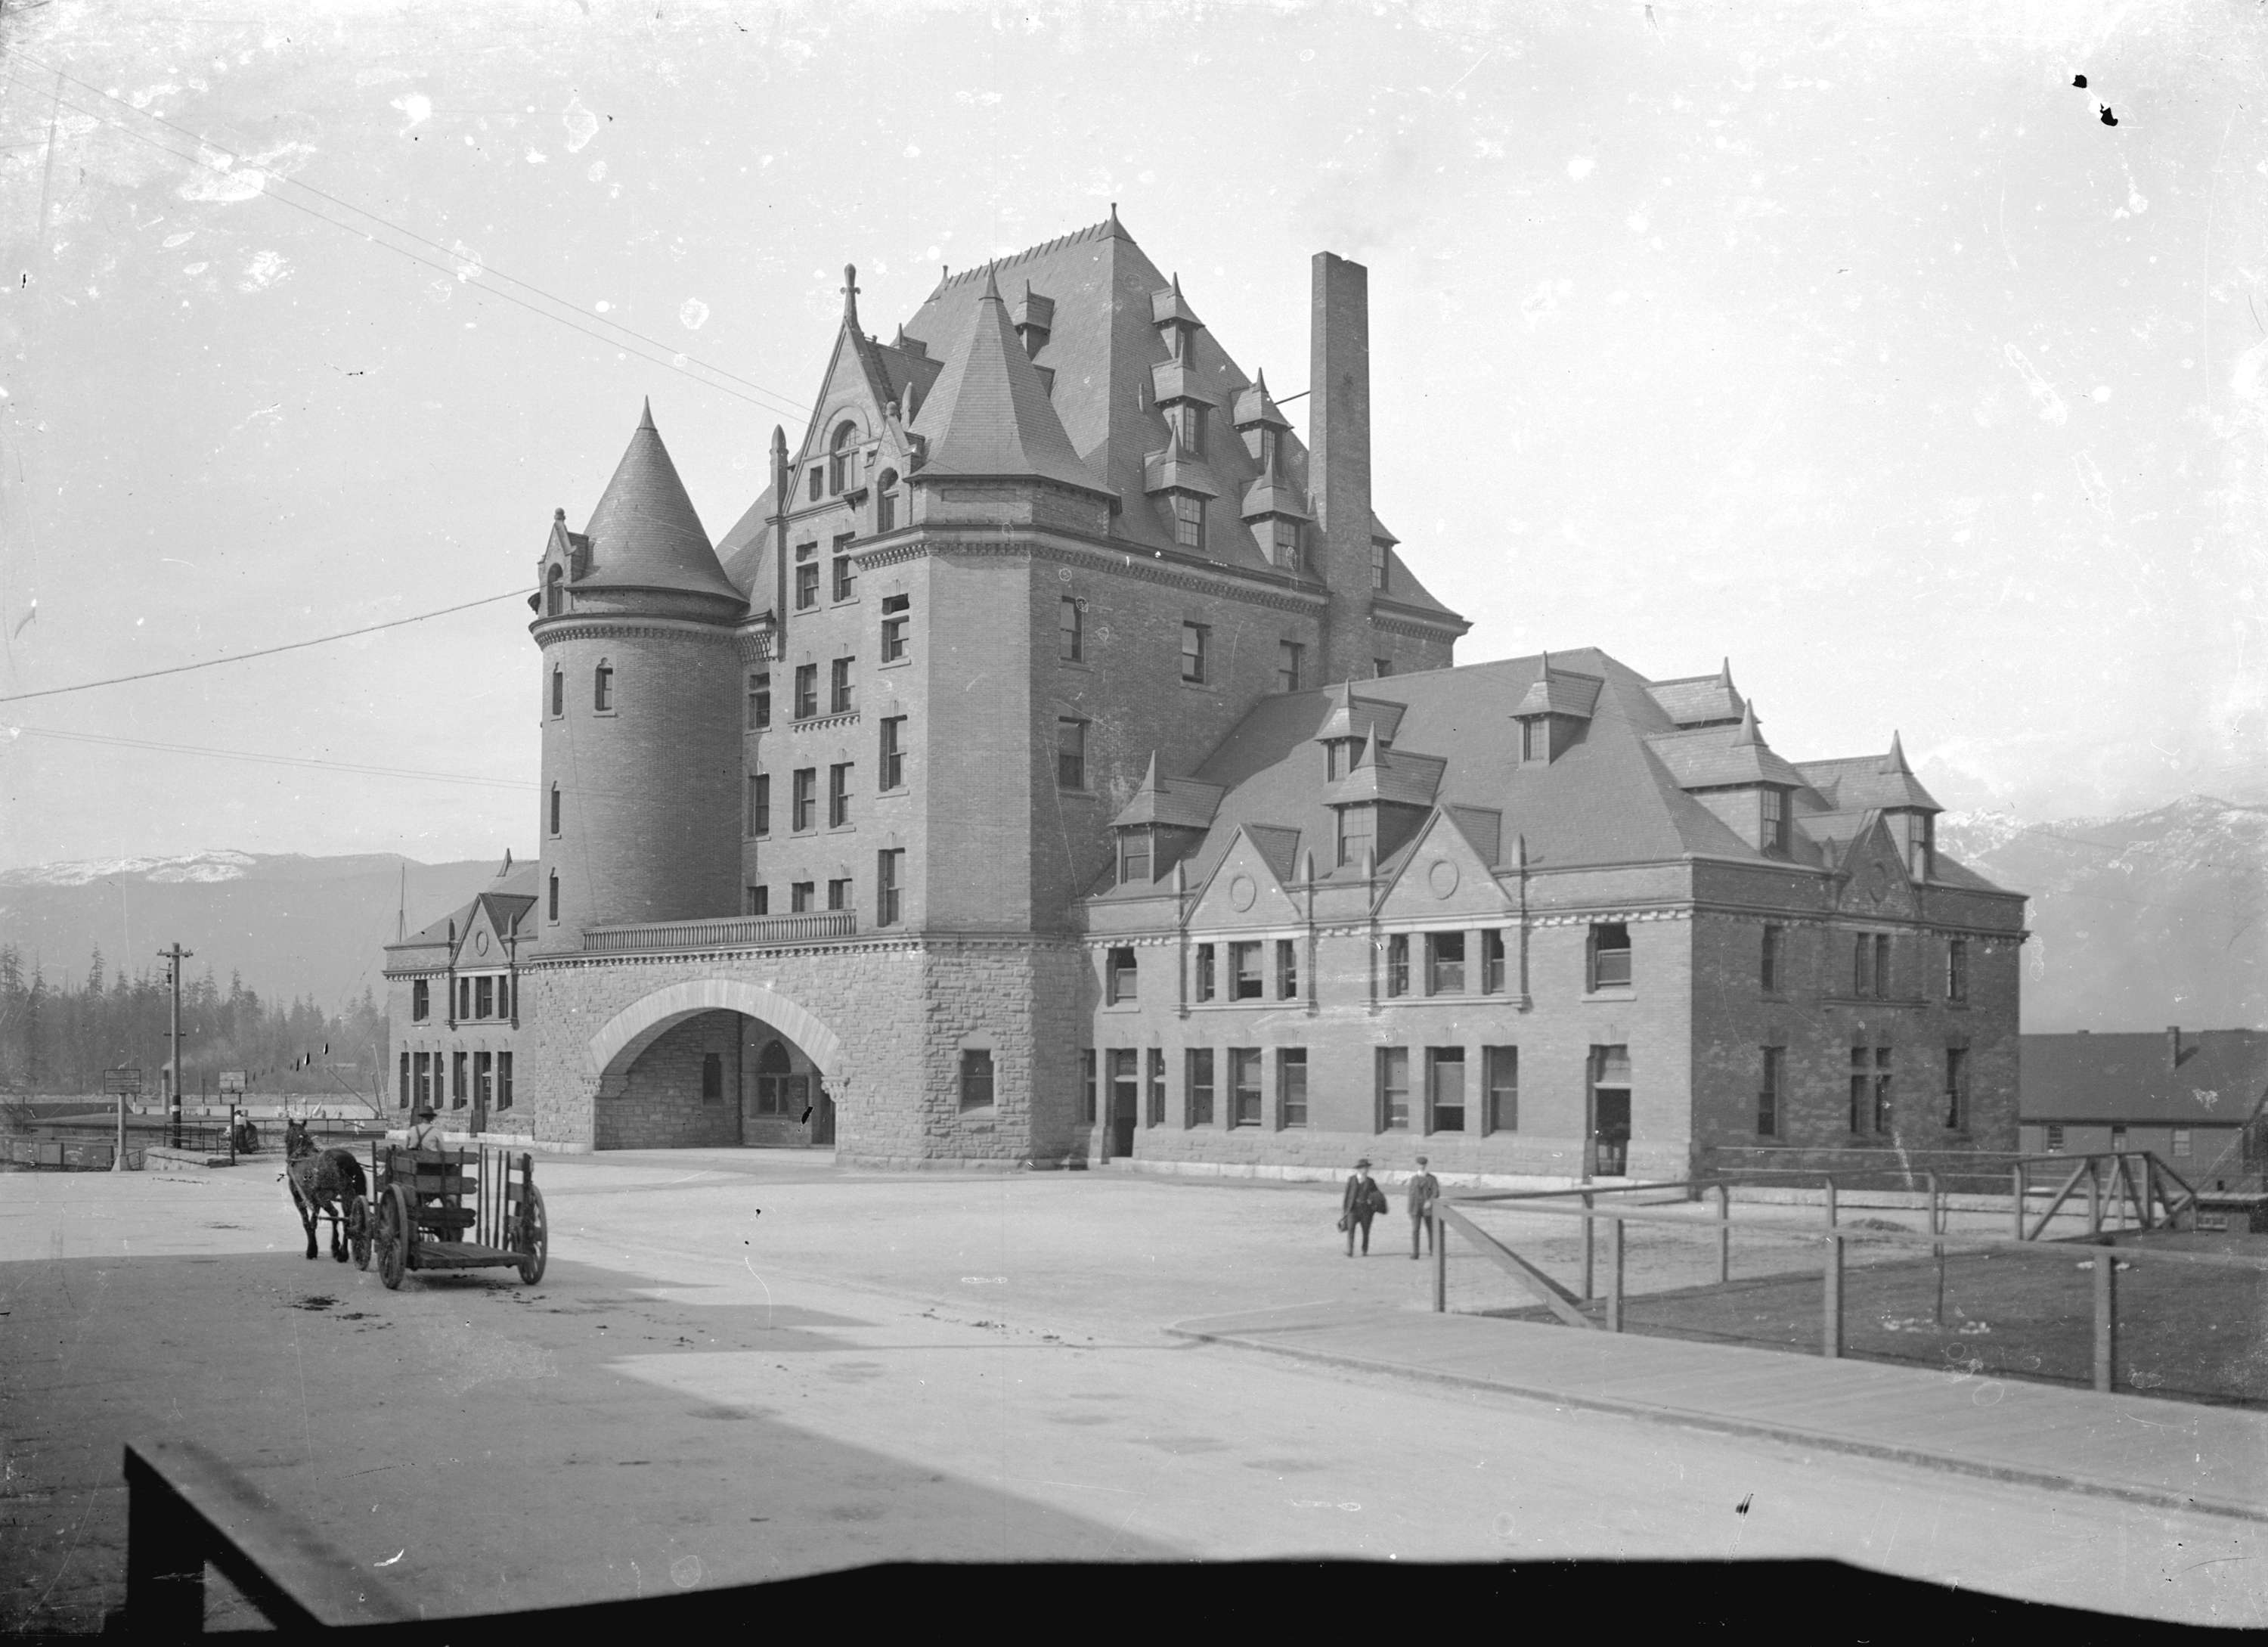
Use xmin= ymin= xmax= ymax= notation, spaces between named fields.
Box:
xmin=0 ymin=588 xmax=529 ymax=703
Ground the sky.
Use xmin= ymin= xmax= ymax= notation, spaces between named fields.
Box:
xmin=0 ymin=0 xmax=2262 ymax=873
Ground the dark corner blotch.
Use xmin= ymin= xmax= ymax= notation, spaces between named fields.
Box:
xmin=2099 ymin=106 xmax=2118 ymax=126
xmin=2072 ymin=73 xmax=2087 ymax=88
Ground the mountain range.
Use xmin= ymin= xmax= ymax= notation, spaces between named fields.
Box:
xmin=0 ymin=796 xmax=2260 ymax=1030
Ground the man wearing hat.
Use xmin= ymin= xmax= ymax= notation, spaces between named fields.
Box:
xmin=1340 ymin=1158 xmax=1386 ymax=1256
xmin=405 ymin=1105 xmax=448 ymax=1153
xmin=1408 ymin=1155 xmax=1441 ymax=1259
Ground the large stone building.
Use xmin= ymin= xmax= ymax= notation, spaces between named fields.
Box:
xmin=383 ymin=212 xmax=2027 ymax=1177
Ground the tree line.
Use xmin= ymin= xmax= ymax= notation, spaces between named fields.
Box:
xmin=0 ymin=944 xmax=389 ymax=1103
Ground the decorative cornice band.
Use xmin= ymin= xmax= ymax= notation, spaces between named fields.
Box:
xmin=532 ymin=617 xmax=740 ymax=650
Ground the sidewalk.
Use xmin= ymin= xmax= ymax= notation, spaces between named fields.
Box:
xmin=1168 ymin=1303 xmax=2268 ymax=1525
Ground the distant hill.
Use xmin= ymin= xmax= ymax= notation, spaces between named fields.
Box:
xmin=1938 ymin=798 xmax=2266 ymax=1033
xmin=0 ymin=850 xmax=517 ymax=1014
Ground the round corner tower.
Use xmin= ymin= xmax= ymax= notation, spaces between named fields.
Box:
xmin=530 ymin=399 xmax=746 ymax=954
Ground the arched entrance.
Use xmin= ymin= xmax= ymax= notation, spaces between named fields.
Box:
xmin=584 ymin=979 xmax=845 ymax=1151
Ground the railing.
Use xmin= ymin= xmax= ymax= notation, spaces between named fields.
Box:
xmin=582 ymin=910 xmax=857 ymax=954
xmin=1430 ymin=1156 xmax=2265 ymax=1394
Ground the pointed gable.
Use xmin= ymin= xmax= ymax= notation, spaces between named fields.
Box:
xmin=1833 ymin=814 xmax=1922 ymax=920
xmin=1374 ymin=808 xmax=1516 ymax=923
xmin=1187 ymin=824 xmax=1303 ymax=931
xmin=909 ymin=265 xmax=1108 ymax=494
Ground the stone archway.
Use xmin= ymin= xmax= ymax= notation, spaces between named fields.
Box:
xmin=583 ymin=978 xmax=845 ymax=1087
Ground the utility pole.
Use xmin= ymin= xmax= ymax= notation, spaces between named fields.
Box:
xmin=159 ymin=944 xmax=192 ymax=1149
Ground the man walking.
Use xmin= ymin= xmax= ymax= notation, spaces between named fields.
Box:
xmin=1408 ymin=1155 xmax=1440 ymax=1259
xmin=1341 ymin=1158 xmax=1384 ymax=1256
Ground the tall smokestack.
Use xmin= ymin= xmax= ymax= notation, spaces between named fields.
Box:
xmin=2167 ymin=1025 xmax=2183 ymax=1068
xmin=1309 ymin=252 xmax=1373 ymax=682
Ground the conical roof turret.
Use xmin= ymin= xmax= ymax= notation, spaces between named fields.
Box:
xmin=909 ymin=263 xmax=1105 ymax=493
xmin=576 ymin=402 xmax=742 ymax=603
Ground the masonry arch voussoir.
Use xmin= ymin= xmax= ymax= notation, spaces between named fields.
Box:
xmin=584 ymin=978 xmax=846 ymax=1084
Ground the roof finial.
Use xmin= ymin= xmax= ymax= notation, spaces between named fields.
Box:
xmin=1538 ymin=648 xmax=1552 ymax=680
xmin=981 ymin=261 xmax=1002 ymax=302
xmin=637 ymin=396 xmax=655 ymax=432
xmin=1734 ymin=699 xmax=1762 ymax=747
xmin=1883 ymin=730 xmax=1911 ymax=774
xmin=553 ymin=506 xmax=565 ymax=522
xmin=841 ymin=263 xmax=860 ymax=326
xmin=1139 ymin=750 xmax=1160 ymax=792
xmin=770 ymin=425 xmax=787 ymax=458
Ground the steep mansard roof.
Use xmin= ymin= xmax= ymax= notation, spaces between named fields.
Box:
xmin=908 ymin=265 xmax=1105 ymax=493
xmin=577 ymin=402 xmax=744 ymax=603
xmin=1098 ymin=649 xmax=2013 ymax=901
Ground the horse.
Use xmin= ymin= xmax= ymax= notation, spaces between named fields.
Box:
xmin=283 ymin=1117 xmax=368 ymax=1263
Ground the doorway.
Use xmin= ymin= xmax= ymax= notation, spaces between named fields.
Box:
xmin=1108 ymin=1049 xmax=1139 ymax=1158
xmin=810 ymin=1080 xmax=836 ymax=1146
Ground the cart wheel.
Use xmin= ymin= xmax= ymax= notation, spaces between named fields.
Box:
xmin=516 ymin=1184 xmax=547 ymax=1286
xmin=376 ymin=1185 xmax=412 ymax=1290
xmin=349 ymin=1193 xmax=373 ymax=1270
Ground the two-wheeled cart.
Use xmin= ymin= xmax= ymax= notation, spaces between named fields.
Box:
xmin=369 ymin=1143 xmax=547 ymax=1289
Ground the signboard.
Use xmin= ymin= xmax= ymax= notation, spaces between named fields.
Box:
xmin=218 ymin=1071 xmax=248 ymax=1095
xmin=104 ymin=1067 xmax=144 ymax=1097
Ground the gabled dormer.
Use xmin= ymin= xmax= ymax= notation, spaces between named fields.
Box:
xmin=534 ymin=507 xmax=591 ymax=619
xmin=1323 ymin=730 xmax=1440 ymax=870
xmin=1234 ymin=369 xmax=1309 ymax=572
xmin=1108 ymin=753 xmax=1224 ymax=887
xmin=1512 ymin=651 xmax=1603 ymax=763
xmin=1012 ymin=281 xmax=1055 ymax=358
xmin=1647 ymin=701 xmax=1810 ymax=857
xmin=1313 ymin=680 xmax=1408 ymax=780
xmin=1874 ymin=734 xmax=1941 ymax=881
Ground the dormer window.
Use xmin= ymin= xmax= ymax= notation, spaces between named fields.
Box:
xmin=593 ymin=659 xmax=614 ymax=712
xmin=1371 ymin=541 xmax=1389 ymax=591
xmin=1255 ymin=424 xmax=1278 ymax=473
xmin=1171 ymin=494 xmax=1205 ymax=550
xmin=1520 ymin=718 xmax=1548 ymax=762
xmin=1761 ymin=788 xmax=1788 ymax=855
xmin=1118 ymin=829 xmax=1152 ymax=886
xmin=1336 ymin=805 xmax=1374 ymax=869
xmin=1271 ymin=520 xmax=1301 ymax=570
xmin=545 ymin=564 xmax=564 ymax=616
xmin=1913 ymin=813 xmax=1935 ymax=880
xmin=829 ymin=422 xmax=860 ymax=495
xmin=1171 ymin=402 xmax=1207 ymax=452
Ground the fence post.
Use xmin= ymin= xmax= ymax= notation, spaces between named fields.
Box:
xmin=2092 ymin=1245 xmax=2115 ymax=1394
xmin=1579 ymin=1190 xmax=1595 ymax=1301
xmin=1715 ymin=1182 xmax=1730 ymax=1284
xmin=1932 ymin=1236 xmax=1945 ymax=1328
xmin=2138 ymin=1155 xmax=2154 ymax=1230
xmin=2087 ymin=1161 xmax=2101 ymax=1236
xmin=1606 ymin=1214 xmax=1625 ymax=1333
xmin=1432 ymin=1209 xmax=1446 ymax=1314
xmin=2012 ymin=1163 xmax=2025 ymax=1240
xmin=1925 ymin=1172 xmax=1940 ymax=1236
xmin=1823 ymin=1231 xmax=1844 ymax=1358
xmin=1823 ymin=1174 xmax=1837 ymax=1228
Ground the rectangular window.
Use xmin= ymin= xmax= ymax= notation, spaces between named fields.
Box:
xmin=593 ymin=662 xmax=614 ymax=712
xmin=550 ymin=786 xmax=563 ymax=836
xmin=1874 ymin=934 xmax=1892 ymax=1000
xmin=451 ymin=1050 xmax=468 ymax=1109
xmin=1758 ymin=1047 xmax=1783 ymax=1137
xmin=1379 ymin=1047 xmax=1410 ymax=1132
xmin=1185 ymin=1048 xmax=1215 ymax=1126
xmin=832 ymin=548 xmax=854 ymax=602
xmin=1277 ymin=640 xmax=1304 ymax=693
xmin=880 ymin=716 xmax=906 ymax=790
xmin=1146 ymin=1049 xmax=1166 ymax=1127
xmin=2046 ymin=1123 xmax=2065 ymax=1152
xmin=1761 ymin=925 xmax=1780 ymax=992
xmin=1943 ymin=1047 xmax=1967 ymax=1131
xmin=414 ymin=1051 xmax=430 ymax=1107
xmin=1427 ymin=1047 xmax=1466 ymax=1134
xmin=548 ymin=873 xmax=559 ymax=921
xmin=475 ymin=975 xmax=494 ymax=1019
xmin=1374 ymin=657 xmax=1393 ymax=678
xmin=1427 ymin=931 xmax=1466 ymax=995
xmin=1230 ymin=941 xmax=1263 ymax=1000
xmin=497 ymin=1051 xmax=513 ymax=1111
xmin=1272 ymin=520 xmax=1301 ymax=570
xmin=2111 ymin=1125 xmax=2128 ymax=1152
xmin=1947 ymin=938 xmax=1969 ymax=1003
xmin=1081 ymin=1049 xmax=1097 ymax=1124
xmin=1761 ymin=788 xmax=1787 ymax=855
xmin=791 ymin=880 xmax=815 ymax=913
xmin=960 ymin=1049 xmax=995 ymax=1110
xmin=881 ymin=594 xmax=910 ymax=661
xmin=1874 ymin=1047 xmax=1893 ymax=1131
xmin=1228 ymin=1048 xmax=1263 ymax=1127
xmin=1057 ymin=718 xmax=1087 ymax=789
xmin=550 ymin=668 xmax=563 ymax=718
xmin=796 ymin=560 xmax=820 ymax=610
xmin=829 ymin=657 xmax=854 ymax=715
xmin=1194 ymin=944 xmax=1216 ymax=1003
xmin=1482 ymin=929 xmax=1506 ymax=994
xmin=1484 ymin=1045 xmax=1517 ymax=1133
xmin=412 ymin=979 xmax=429 ymax=1022
xmin=701 ymin=1052 xmax=723 ymax=1103
xmin=876 ymin=850 xmax=903 ymax=926
xmin=459 ymin=978 xmax=471 ymax=1021
xmin=1386 ymin=933 xmax=1409 ymax=998
xmin=1275 ymin=938 xmax=1299 ymax=1000
xmin=398 ymin=1051 xmax=410 ymax=1108
xmin=1591 ymin=1045 xmax=1631 ymax=1174
xmin=826 ymin=877 xmax=850 ymax=911
xmin=1852 ymin=934 xmax=1870 ymax=997
xmin=828 ymin=761 xmax=851 ymax=827
xmin=1172 ymin=493 xmax=1205 ymax=550
xmin=1371 ymin=540 xmax=1388 ymax=591
xmin=746 ymin=885 xmax=769 ymax=916
xmin=2173 ymin=1127 xmax=2193 ymax=1158
xmin=1180 ymin=621 xmax=1208 ymax=684
xmin=1337 ymin=804 xmax=1374 ymax=869
xmin=794 ymin=663 xmax=819 ymax=719
xmin=748 ymin=774 xmax=770 ymax=836
xmin=1278 ymin=1048 xmax=1309 ymax=1128
xmin=1590 ymin=923 xmax=1631 ymax=990
xmin=1105 ymin=947 xmax=1139 ymax=1006
xmin=1117 ymin=830 xmax=1152 ymax=886
xmin=1520 ymin=718 xmax=1547 ymax=762
xmin=1848 ymin=1047 xmax=1870 ymax=1133
xmin=876 ymin=484 xmax=896 ymax=532
xmin=748 ymin=672 xmax=771 ymax=730
xmin=1059 ymin=597 xmax=1083 ymax=662
xmin=792 ymin=768 xmax=816 ymax=831
xmin=807 ymin=467 xmax=822 ymax=502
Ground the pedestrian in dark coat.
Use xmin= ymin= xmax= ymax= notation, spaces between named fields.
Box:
xmin=1341 ymin=1158 xmax=1385 ymax=1256
xmin=1408 ymin=1155 xmax=1441 ymax=1258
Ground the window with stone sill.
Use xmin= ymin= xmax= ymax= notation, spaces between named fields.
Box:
xmin=791 ymin=880 xmax=815 ymax=913
xmin=828 ymin=762 xmax=852 ymax=828
xmin=1427 ymin=931 xmax=1465 ymax=995
xmin=593 ymin=659 xmax=614 ymax=713
xmin=1275 ymin=938 xmax=1299 ymax=1000
xmin=1105 ymin=947 xmax=1139 ymax=1006
xmin=748 ymin=672 xmax=771 ymax=730
xmin=882 ymin=594 xmax=910 ymax=662
xmin=829 ymin=656 xmax=854 ymax=715
xmin=827 ymin=878 xmax=850 ymax=912
xmin=1193 ymin=943 xmax=1216 ymax=1003
xmin=1589 ymin=923 xmax=1631 ymax=991
xmin=1386 ymin=933 xmax=1409 ymax=998
xmin=1185 ymin=1048 xmax=1215 ymax=1127
xmin=1180 ymin=620 xmax=1208 ymax=684
xmin=792 ymin=768 xmax=816 ymax=832
xmin=1230 ymin=941 xmax=1263 ymax=1001
xmin=959 ymin=1048 xmax=995 ymax=1111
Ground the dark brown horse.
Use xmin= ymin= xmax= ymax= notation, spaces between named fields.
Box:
xmin=284 ymin=1117 xmax=368 ymax=1263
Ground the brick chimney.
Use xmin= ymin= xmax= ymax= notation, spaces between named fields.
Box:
xmin=2168 ymin=1024 xmax=2183 ymax=1068
xmin=1309 ymin=252 xmax=1374 ymax=682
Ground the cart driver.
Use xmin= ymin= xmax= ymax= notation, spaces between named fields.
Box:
xmin=405 ymin=1106 xmax=447 ymax=1153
